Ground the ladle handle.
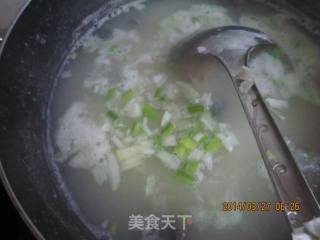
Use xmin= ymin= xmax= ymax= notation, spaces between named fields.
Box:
xmin=236 ymin=79 xmax=320 ymax=229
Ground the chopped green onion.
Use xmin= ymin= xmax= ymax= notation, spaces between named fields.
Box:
xmin=106 ymin=111 xmax=119 ymax=121
xmin=121 ymin=89 xmax=134 ymax=104
xmin=181 ymin=136 xmax=197 ymax=151
xmin=154 ymin=87 xmax=166 ymax=101
xmin=183 ymin=160 xmax=200 ymax=176
xmin=198 ymin=135 xmax=209 ymax=145
xmin=175 ymin=170 xmax=194 ymax=184
xmin=104 ymin=88 xmax=116 ymax=101
xmin=131 ymin=121 xmax=141 ymax=136
xmin=153 ymin=135 xmax=162 ymax=150
xmin=142 ymin=103 xmax=157 ymax=120
xmin=160 ymin=122 xmax=174 ymax=135
xmin=174 ymin=143 xmax=187 ymax=158
xmin=204 ymin=137 xmax=223 ymax=153
xmin=187 ymin=103 xmax=205 ymax=114
xmin=175 ymin=160 xmax=200 ymax=184
xmin=188 ymin=120 xmax=205 ymax=137
xmin=189 ymin=120 xmax=206 ymax=136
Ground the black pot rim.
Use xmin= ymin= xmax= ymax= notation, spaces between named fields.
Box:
xmin=0 ymin=1 xmax=44 ymax=239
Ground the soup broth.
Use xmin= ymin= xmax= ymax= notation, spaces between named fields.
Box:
xmin=50 ymin=0 xmax=320 ymax=239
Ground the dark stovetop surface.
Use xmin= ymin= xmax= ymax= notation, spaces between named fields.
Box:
xmin=0 ymin=182 xmax=35 ymax=239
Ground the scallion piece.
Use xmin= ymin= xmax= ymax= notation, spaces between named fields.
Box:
xmin=104 ymin=88 xmax=116 ymax=101
xmin=183 ymin=160 xmax=200 ymax=176
xmin=187 ymin=103 xmax=205 ymax=114
xmin=154 ymin=87 xmax=166 ymax=101
xmin=175 ymin=160 xmax=200 ymax=184
xmin=142 ymin=103 xmax=157 ymax=120
xmin=174 ymin=143 xmax=187 ymax=158
xmin=160 ymin=122 xmax=174 ymax=135
xmin=131 ymin=121 xmax=141 ymax=136
xmin=198 ymin=135 xmax=209 ymax=145
xmin=121 ymin=89 xmax=134 ymax=104
xmin=105 ymin=111 xmax=119 ymax=121
xmin=175 ymin=170 xmax=194 ymax=184
xmin=153 ymin=135 xmax=162 ymax=150
xmin=204 ymin=137 xmax=222 ymax=153
xmin=181 ymin=136 xmax=197 ymax=151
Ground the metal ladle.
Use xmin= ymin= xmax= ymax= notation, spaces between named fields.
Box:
xmin=170 ymin=26 xmax=320 ymax=231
